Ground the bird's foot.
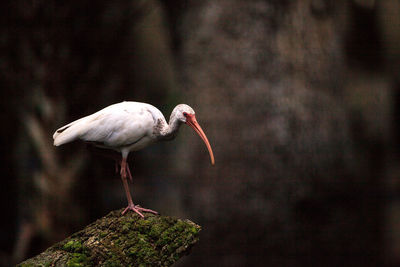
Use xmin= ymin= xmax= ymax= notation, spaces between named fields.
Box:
xmin=122 ymin=204 xmax=144 ymax=217
xmin=122 ymin=204 xmax=158 ymax=217
xmin=135 ymin=205 xmax=158 ymax=215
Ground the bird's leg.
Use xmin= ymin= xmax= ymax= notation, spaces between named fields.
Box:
xmin=126 ymin=162 xmax=133 ymax=182
xmin=116 ymin=158 xmax=133 ymax=182
xmin=120 ymin=156 xmax=158 ymax=216
xmin=120 ymin=157 xmax=144 ymax=217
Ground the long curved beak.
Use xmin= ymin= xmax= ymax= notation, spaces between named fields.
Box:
xmin=185 ymin=114 xmax=215 ymax=165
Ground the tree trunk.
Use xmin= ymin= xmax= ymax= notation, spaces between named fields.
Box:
xmin=17 ymin=209 xmax=200 ymax=266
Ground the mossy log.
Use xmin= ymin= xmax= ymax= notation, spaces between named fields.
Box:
xmin=17 ymin=209 xmax=201 ymax=266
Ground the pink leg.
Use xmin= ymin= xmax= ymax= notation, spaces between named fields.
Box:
xmin=116 ymin=159 xmax=133 ymax=182
xmin=134 ymin=205 xmax=158 ymax=214
xmin=126 ymin=162 xmax=133 ymax=182
xmin=120 ymin=156 xmax=158 ymax=217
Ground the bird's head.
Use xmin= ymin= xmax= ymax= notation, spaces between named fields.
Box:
xmin=173 ymin=104 xmax=215 ymax=165
xmin=174 ymin=104 xmax=195 ymax=123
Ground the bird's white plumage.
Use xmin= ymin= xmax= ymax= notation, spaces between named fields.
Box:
xmin=53 ymin=101 xmax=164 ymax=152
xmin=53 ymin=101 xmax=214 ymax=217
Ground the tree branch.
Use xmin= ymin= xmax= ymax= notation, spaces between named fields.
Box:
xmin=17 ymin=209 xmax=201 ymax=266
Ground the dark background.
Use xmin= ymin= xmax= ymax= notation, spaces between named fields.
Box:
xmin=1 ymin=0 xmax=400 ymax=266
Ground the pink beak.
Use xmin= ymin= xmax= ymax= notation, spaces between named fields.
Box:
xmin=185 ymin=114 xmax=215 ymax=165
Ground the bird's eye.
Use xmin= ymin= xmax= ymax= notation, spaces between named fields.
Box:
xmin=183 ymin=112 xmax=188 ymax=117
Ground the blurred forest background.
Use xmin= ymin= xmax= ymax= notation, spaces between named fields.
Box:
xmin=0 ymin=0 xmax=399 ymax=266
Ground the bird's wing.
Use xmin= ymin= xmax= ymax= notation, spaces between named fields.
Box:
xmin=80 ymin=108 xmax=154 ymax=147
xmin=53 ymin=102 xmax=155 ymax=147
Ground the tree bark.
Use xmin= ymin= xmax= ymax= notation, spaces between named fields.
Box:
xmin=17 ymin=209 xmax=201 ymax=266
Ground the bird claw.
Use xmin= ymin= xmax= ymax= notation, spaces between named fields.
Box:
xmin=135 ymin=205 xmax=158 ymax=215
xmin=122 ymin=205 xmax=144 ymax=217
xmin=122 ymin=204 xmax=158 ymax=217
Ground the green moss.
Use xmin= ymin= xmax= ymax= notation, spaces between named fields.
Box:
xmin=63 ymin=240 xmax=84 ymax=253
xmin=135 ymin=218 xmax=153 ymax=234
xmin=17 ymin=260 xmax=53 ymax=267
xmin=174 ymin=220 xmax=187 ymax=232
xmin=17 ymin=210 xmax=200 ymax=267
xmin=99 ymin=231 xmax=108 ymax=238
xmin=156 ymin=222 xmax=180 ymax=247
xmin=148 ymin=222 xmax=168 ymax=240
xmin=190 ymin=226 xmax=199 ymax=234
xmin=103 ymin=255 xmax=122 ymax=267
xmin=67 ymin=252 xmax=90 ymax=267
xmin=124 ymin=230 xmax=159 ymax=264
xmin=61 ymin=239 xmax=93 ymax=266
xmin=127 ymin=243 xmax=158 ymax=264
xmin=121 ymin=223 xmax=131 ymax=233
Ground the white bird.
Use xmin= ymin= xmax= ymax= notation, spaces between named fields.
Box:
xmin=53 ymin=101 xmax=214 ymax=217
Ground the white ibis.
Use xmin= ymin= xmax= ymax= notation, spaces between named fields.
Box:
xmin=53 ymin=101 xmax=214 ymax=217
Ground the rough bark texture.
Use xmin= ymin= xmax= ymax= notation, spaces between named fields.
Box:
xmin=17 ymin=209 xmax=200 ymax=266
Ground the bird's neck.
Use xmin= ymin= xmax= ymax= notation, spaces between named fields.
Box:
xmin=156 ymin=112 xmax=183 ymax=140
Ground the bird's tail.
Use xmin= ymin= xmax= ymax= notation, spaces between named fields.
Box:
xmin=53 ymin=117 xmax=86 ymax=146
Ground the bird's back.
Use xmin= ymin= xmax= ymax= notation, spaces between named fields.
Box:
xmin=53 ymin=101 xmax=164 ymax=149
